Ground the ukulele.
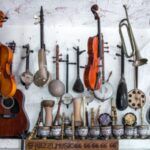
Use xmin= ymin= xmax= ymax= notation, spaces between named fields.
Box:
xmin=84 ymin=4 xmax=102 ymax=90
xmin=20 ymin=44 xmax=33 ymax=89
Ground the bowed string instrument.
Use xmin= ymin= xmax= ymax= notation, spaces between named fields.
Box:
xmin=0 ymin=40 xmax=17 ymax=97
xmin=84 ymin=4 xmax=102 ymax=91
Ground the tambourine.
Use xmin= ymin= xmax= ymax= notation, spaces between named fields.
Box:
xmin=128 ymin=89 xmax=146 ymax=110
xmin=122 ymin=113 xmax=137 ymax=126
xmin=98 ymin=113 xmax=112 ymax=126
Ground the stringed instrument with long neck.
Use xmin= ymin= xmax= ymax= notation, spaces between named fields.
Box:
xmin=34 ymin=6 xmax=51 ymax=87
xmin=20 ymin=44 xmax=34 ymax=89
xmin=84 ymin=4 xmax=102 ymax=90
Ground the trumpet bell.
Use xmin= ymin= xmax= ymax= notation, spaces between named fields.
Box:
xmin=133 ymin=50 xmax=148 ymax=66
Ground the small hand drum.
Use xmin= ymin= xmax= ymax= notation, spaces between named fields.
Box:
xmin=98 ymin=113 xmax=112 ymax=126
xmin=122 ymin=113 xmax=137 ymax=126
xmin=128 ymin=89 xmax=146 ymax=110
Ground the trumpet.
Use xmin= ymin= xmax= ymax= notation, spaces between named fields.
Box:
xmin=119 ymin=5 xmax=148 ymax=66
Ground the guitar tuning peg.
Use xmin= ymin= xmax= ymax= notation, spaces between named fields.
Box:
xmin=104 ymin=46 xmax=109 ymax=49
xmin=104 ymin=42 xmax=108 ymax=45
xmin=104 ymin=50 xmax=109 ymax=53
xmin=30 ymin=50 xmax=34 ymax=53
xmin=128 ymin=59 xmax=134 ymax=62
xmin=116 ymin=53 xmax=121 ymax=57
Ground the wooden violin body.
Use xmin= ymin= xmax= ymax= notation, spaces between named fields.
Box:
xmin=0 ymin=43 xmax=16 ymax=97
xmin=0 ymin=10 xmax=7 ymax=27
xmin=84 ymin=4 xmax=101 ymax=90
xmin=84 ymin=36 xmax=100 ymax=90
xmin=0 ymin=89 xmax=29 ymax=137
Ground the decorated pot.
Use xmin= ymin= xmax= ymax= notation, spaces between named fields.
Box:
xmin=112 ymin=125 xmax=124 ymax=139
xmin=137 ymin=125 xmax=148 ymax=139
xmin=89 ymin=126 xmax=100 ymax=139
xmin=77 ymin=126 xmax=88 ymax=139
xmin=37 ymin=126 xmax=50 ymax=138
xmin=51 ymin=126 xmax=62 ymax=139
xmin=65 ymin=126 xmax=73 ymax=139
xmin=124 ymin=126 xmax=134 ymax=139
xmin=101 ymin=126 xmax=112 ymax=140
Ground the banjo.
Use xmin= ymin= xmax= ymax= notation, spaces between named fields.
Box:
xmin=20 ymin=44 xmax=33 ymax=89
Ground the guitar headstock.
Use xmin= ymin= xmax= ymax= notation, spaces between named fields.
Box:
xmin=0 ymin=10 xmax=8 ymax=27
xmin=91 ymin=4 xmax=99 ymax=20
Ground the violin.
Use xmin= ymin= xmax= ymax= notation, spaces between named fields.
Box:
xmin=0 ymin=10 xmax=7 ymax=27
xmin=0 ymin=42 xmax=17 ymax=97
xmin=84 ymin=4 xmax=101 ymax=90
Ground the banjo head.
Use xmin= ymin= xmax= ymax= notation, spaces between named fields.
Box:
xmin=62 ymin=93 xmax=73 ymax=106
xmin=94 ymin=82 xmax=113 ymax=102
xmin=20 ymin=71 xmax=33 ymax=87
xmin=128 ymin=89 xmax=146 ymax=110
xmin=34 ymin=70 xmax=51 ymax=87
xmin=98 ymin=113 xmax=112 ymax=126
xmin=122 ymin=112 xmax=137 ymax=126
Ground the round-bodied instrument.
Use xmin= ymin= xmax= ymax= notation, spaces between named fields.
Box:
xmin=33 ymin=6 xmax=51 ymax=87
xmin=20 ymin=44 xmax=33 ymax=89
xmin=48 ymin=45 xmax=65 ymax=97
xmin=98 ymin=113 xmax=112 ymax=126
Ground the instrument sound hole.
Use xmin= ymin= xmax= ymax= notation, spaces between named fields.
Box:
xmin=141 ymin=95 xmax=145 ymax=98
xmin=2 ymin=98 xmax=14 ymax=109
xmin=129 ymin=99 xmax=131 ymax=102
xmin=132 ymin=103 xmax=135 ymax=106
xmin=132 ymin=91 xmax=136 ymax=94
xmin=129 ymin=94 xmax=132 ymax=97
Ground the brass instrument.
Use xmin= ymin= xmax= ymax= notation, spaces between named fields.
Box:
xmin=119 ymin=5 xmax=148 ymax=66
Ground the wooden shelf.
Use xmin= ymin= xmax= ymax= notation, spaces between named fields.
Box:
xmin=25 ymin=139 xmax=118 ymax=150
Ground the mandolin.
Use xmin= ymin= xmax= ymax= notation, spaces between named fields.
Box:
xmin=0 ymin=89 xmax=29 ymax=137
xmin=0 ymin=42 xmax=17 ymax=97
xmin=84 ymin=4 xmax=101 ymax=90
xmin=20 ymin=44 xmax=33 ymax=89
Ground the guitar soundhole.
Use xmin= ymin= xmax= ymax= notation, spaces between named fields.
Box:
xmin=2 ymin=98 xmax=14 ymax=109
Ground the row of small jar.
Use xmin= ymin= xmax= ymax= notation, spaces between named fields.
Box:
xmin=36 ymin=124 xmax=150 ymax=140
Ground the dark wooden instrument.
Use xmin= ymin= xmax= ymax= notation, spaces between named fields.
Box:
xmin=20 ymin=44 xmax=33 ymax=89
xmin=73 ymin=46 xmax=85 ymax=93
xmin=84 ymin=4 xmax=101 ymax=90
xmin=0 ymin=10 xmax=7 ymax=27
xmin=48 ymin=45 xmax=65 ymax=97
xmin=0 ymin=42 xmax=17 ymax=97
xmin=0 ymin=89 xmax=29 ymax=137
xmin=116 ymin=45 xmax=128 ymax=111
xmin=34 ymin=6 xmax=51 ymax=87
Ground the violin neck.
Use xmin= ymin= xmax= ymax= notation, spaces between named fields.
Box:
xmin=97 ymin=18 xmax=102 ymax=59
xmin=101 ymin=35 xmax=105 ymax=83
xmin=66 ymin=55 xmax=69 ymax=93
xmin=56 ymin=45 xmax=59 ymax=80
xmin=26 ymin=47 xmax=30 ymax=72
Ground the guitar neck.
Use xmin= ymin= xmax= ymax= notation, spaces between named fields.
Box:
xmin=56 ymin=45 xmax=60 ymax=80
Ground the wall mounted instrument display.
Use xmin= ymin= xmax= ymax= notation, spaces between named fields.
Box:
xmin=61 ymin=54 xmax=76 ymax=108
xmin=128 ymin=66 xmax=146 ymax=110
xmin=48 ymin=45 xmax=65 ymax=97
xmin=73 ymin=46 xmax=85 ymax=93
xmin=94 ymin=35 xmax=113 ymax=102
xmin=20 ymin=44 xmax=33 ymax=89
xmin=0 ymin=10 xmax=7 ymax=27
xmin=84 ymin=4 xmax=101 ymax=90
xmin=119 ymin=5 xmax=148 ymax=66
xmin=116 ymin=45 xmax=128 ymax=111
xmin=0 ymin=42 xmax=17 ymax=97
xmin=34 ymin=6 xmax=51 ymax=87
xmin=0 ymin=89 xmax=29 ymax=137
